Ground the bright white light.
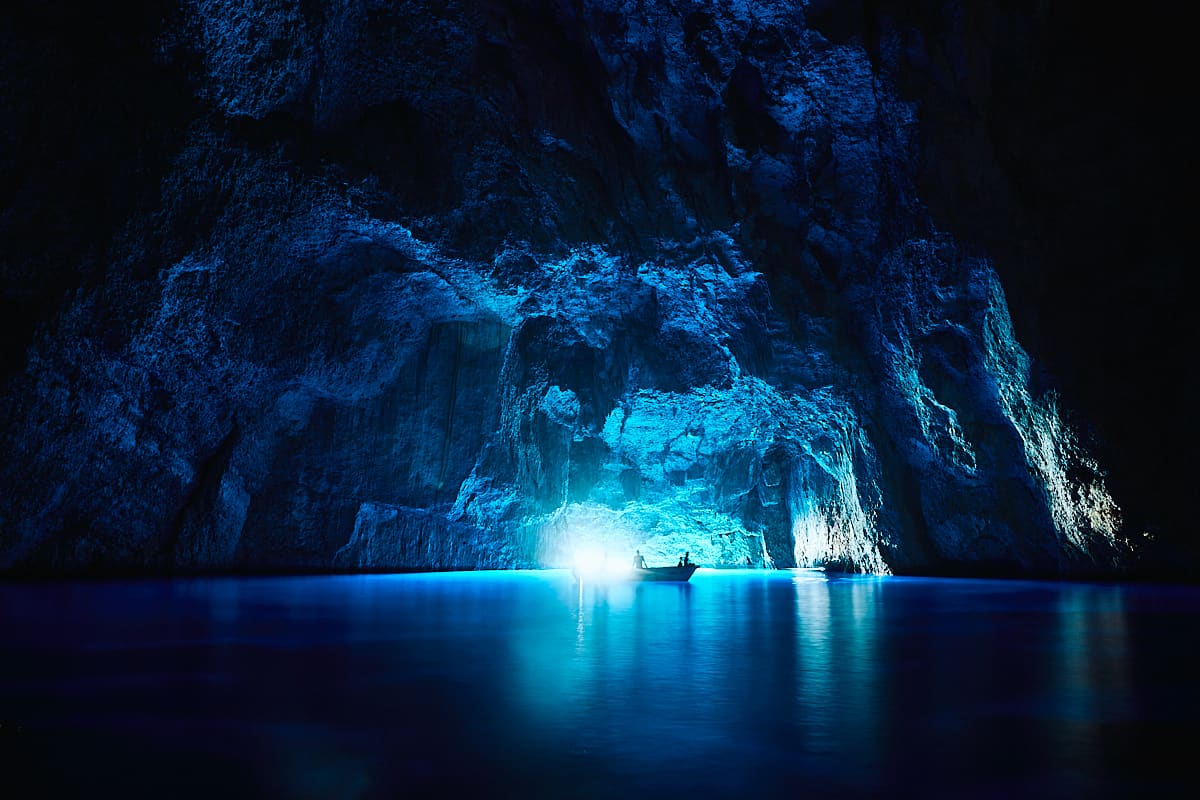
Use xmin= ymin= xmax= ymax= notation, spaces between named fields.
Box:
xmin=571 ymin=546 xmax=631 ymax=581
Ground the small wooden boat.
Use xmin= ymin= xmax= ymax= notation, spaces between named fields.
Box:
xmin=572 ymin=563 xmax=698 ymax=583
xmin=629 ymin=564 xmax=697 ymax=582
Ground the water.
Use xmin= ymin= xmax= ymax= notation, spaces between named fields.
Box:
xmin=1 ymin=569 xmax=1197 ymax=799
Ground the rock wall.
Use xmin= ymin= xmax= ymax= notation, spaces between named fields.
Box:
xmin=0 ymin=1 xmax=1144 ymax=576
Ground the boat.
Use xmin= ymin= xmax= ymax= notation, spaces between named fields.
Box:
xmin=571 ymin=550 xmax=699 ymax=583
xmin=572 ymin=563 xmax=698 ymax=583
xmin=630 ymin=564 xmax=698 ymax=582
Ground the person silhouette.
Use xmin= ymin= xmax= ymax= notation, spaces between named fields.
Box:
xmin=633 ymin=549 xmax=647 ymax=569
xmin=682 ymin=551 xmax=691 ymax=566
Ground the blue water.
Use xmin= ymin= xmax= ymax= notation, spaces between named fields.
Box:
xmin=1 ymin=570 xmax=1197 ymax=799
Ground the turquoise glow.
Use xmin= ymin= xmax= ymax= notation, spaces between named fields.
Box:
xmin=2 ymin=571 xmax=1194 ymax=796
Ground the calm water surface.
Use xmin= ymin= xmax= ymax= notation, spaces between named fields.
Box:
xmin=1 ymin=569 xmax=1197 ymax=798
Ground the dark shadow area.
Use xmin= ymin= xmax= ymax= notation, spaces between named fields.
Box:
xmin=810 ymin=0 xmax=1194 ymax=570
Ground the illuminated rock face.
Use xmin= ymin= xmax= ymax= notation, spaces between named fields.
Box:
xmin=0 ymin=1 xmax=1132 ymax=575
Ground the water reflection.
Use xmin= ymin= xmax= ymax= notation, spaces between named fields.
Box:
xmin=1045 ymin=583 xmax=1134 ymax=781
xmin=1 ymin=571 xmax=1196 ymax=799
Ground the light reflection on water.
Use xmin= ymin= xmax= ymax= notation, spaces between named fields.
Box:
xmin=1 ymin=569 xmax=1197 ymax=798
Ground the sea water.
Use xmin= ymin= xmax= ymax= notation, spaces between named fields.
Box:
xmin=1 ymin=569 xmax=1196 ymax=798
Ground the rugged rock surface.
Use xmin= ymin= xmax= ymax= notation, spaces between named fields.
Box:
xmin=1 ymin=0 xmax=1180 ymax=576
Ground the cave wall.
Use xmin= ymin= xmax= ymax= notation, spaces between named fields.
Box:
xmin=0 ymin=0 xmax=1156 ymax=576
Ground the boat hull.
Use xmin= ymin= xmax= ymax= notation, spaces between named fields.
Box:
xmin=629 ymin=565 xmax=697 ymax=582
